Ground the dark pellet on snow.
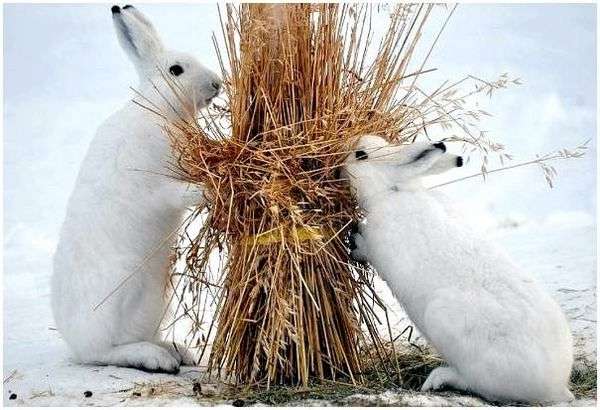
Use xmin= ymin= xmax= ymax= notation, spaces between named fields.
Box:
xmin=192 ymin=382 xmax=202 ymax=395
xmin=232 ymin=399 xmax=245 ymax=407
xmin=9 ymin=393 xmax=17 ymax=400
xmin=83 ymin=390 xmax=93 ymax=398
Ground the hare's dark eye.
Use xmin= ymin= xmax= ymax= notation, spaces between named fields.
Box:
xmin=355 ymin=150 xmax=368 ymax=160
xmin=169 ymin=64 xmax=184 ymax=76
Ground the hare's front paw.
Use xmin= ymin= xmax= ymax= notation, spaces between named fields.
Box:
xmin=349 ymin=232 xmax=369 ymax=263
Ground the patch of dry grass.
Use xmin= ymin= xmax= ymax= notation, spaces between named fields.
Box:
xmin=570 ymin=359 xmax=597 ymax=399
xmin=192 ymin=342 xmax=444 ymax=406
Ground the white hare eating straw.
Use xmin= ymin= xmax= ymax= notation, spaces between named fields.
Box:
xmin=52 ymin=5 xmax=221 ymax=373
xmin=344 ymin=135 xmax=574 ymax=404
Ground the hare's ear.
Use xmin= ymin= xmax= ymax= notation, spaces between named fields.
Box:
xmin=111 ymin=5 xmax=164 ymax=74
xmin=122 ymin=5 xmax=162 ymax=43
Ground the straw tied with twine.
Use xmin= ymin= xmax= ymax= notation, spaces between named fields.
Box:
xmin=160 ymin=3 xmax=447 ymax=387
xmin=157 ymin=2 xmax=463 ymax=387
xmin=159 ymin=3 xmax=556 ymax=388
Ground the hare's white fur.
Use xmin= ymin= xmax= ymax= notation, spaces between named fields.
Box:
xmin=344 ymin=135 xmax=574 ymax=404
xmin=51 ymin=5 xmax=221 ymax=373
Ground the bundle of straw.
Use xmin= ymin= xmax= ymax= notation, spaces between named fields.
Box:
xmin=165 ymin=3 xmax=466 ymax=387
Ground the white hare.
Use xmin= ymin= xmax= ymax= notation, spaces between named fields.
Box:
xmin=51 ymin=5 xmax=221 ymax=373
xmin=344 ymin=135 xmax=574 ymax=404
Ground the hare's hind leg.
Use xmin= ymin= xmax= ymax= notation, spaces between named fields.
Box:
xmin=421 ymin=366 xmax=468 ymax=393
xmin=100 ymin=341 xmax=180 ymax=374
xmin=157 ymin=341 xmax=197 ymax=366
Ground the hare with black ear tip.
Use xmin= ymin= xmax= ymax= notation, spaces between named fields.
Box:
xmin=51 ymin=5 xmax=222 ymax=373
xmin=343 ymin=135 xmax=574 ymax=404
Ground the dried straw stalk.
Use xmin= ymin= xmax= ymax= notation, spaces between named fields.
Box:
xmin=163 ymin=3 xmax=481 ymax=387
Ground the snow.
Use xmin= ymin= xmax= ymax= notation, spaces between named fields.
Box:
xmin=3 ymin=3 xmax=596 ymax=407
xmin=3 ymin=221 xmax=595 ymax=406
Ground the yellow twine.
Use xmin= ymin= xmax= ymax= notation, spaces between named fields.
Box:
xmin=242 ymin=225 xmax=326 ymax=247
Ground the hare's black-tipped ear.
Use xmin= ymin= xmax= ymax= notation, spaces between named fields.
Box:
xmin=355 ymin=150 xmax=368 ymax=160
xmin=122 ymin=5 xmax=163 ymax=44
xmin=112 ymin=6 xmax=164 ymax=72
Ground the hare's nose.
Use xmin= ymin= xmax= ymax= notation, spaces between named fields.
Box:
xmin=433 ymin=142 xmax=446 ymax=152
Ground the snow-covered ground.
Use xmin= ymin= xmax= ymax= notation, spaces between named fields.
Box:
xmin=4 ymin=3 xmax=596 ymax=407
xmin=3 ymin=221 xmax=596 ymax=406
